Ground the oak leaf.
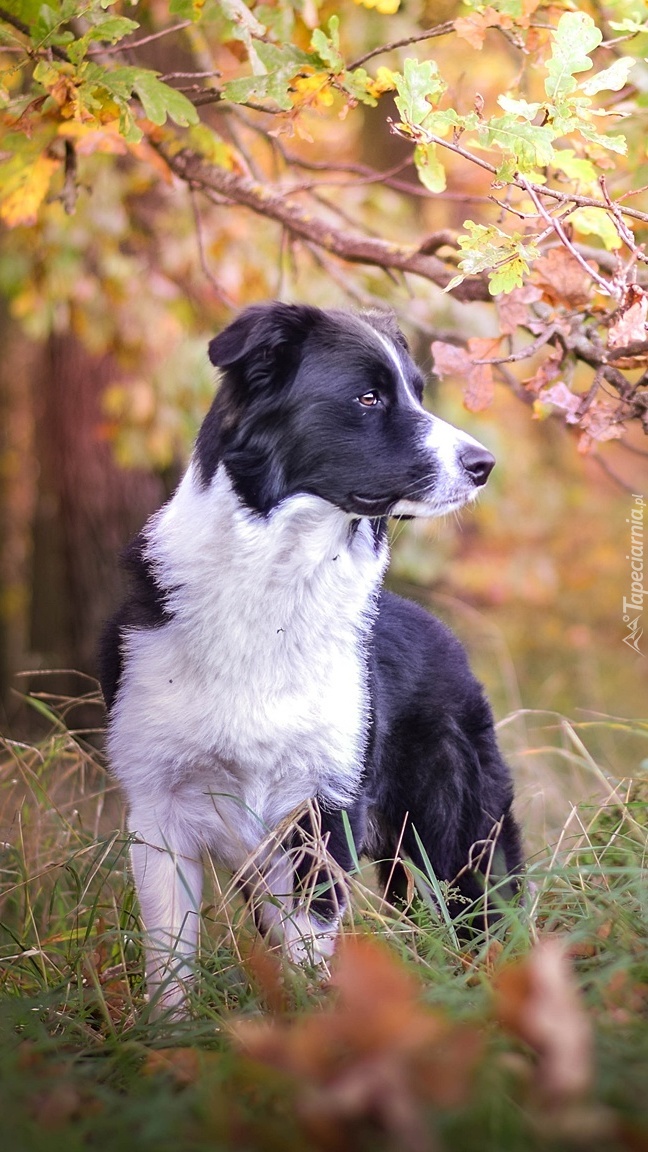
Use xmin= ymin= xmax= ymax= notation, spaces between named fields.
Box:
xmin=497 ymin=284 xmax=543 ymax=335
xmin=432 ymin=337 xmax=500 ymax=412
xmin=532 ymin=247 xmax=595 ymax=309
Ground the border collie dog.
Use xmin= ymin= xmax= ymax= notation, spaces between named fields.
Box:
xmin=100 ymin=302 xmax=522 ymax=1011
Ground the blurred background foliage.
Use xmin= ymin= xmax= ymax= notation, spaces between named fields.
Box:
xmin=0 ymin=0 xmax=645 ymax=758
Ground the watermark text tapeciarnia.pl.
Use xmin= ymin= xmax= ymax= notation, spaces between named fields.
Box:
xmin=622 ymin=494 xmax=645 ymax=656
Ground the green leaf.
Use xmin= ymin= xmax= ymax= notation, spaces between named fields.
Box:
xmin=452 ymin=220 xmax=538 ymax=294
xmin=480 ymin=115 xmax=557 ymax=173
xmin=570 ymin=206 xmax=623 ymax=250
xmin=423 ymin=107 xmax=473 ymax=136
xmin=497 ymin=95 xmax=542 ymax=120
xmin=551 ymin=148 xmax=597 ymax=183
xmin=342 ymin=68 xmax=378 ymax=108
xmin=131 ymin=71 xmax=199 ymax=127
xmin=169 ymin=0 xmax=205 ymax=17
xmin=413 ymin=142 xmax=446 ymax=192
xmin=67 ymin=16 xmax=140 ymax=65
xmin=545 ymin=12 xmax=603 ymax=103
xmin=311 ymin=15 xmax=343 ymax=72
xmin=87 ymin=16 xmax=140 ymax=44
xmin=580 ymin=57 xmax=635 ymax=96
xmin=578 ymin=122 xmax=628 ymax=155
xmin=488 ymin=256 xmax=527 ymax=295
xmin=223 ymin=42 xmax=312 ymax=110
xmin=393 ymin=58 xmax=446 ymax=129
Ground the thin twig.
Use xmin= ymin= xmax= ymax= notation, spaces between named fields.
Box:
xmin=188 ymin=186 xmax=237 ymax=311
xmin=158 ymin=70 xmax=221 ymax=82
xmin=598 ymin=175 xmax=648 ymax=266
xmin=519 ymin=175 xmax=616 ymax=296
xmin=348 ymin=20 xmax=455 ymax=70
xmin=86 ymin=20 xmax=192 ymax=56
xmin=473 ymin=325 xmax=558 ymax=365
xmin=591 ymin=451 xmax=637 ymax=493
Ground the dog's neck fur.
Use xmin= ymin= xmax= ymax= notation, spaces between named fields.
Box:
xmin=143 ymin=464 xmax=389 ymax=716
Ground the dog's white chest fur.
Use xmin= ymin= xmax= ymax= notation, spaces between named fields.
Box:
xmin=108 ymin=463 xmax=387 ymax=869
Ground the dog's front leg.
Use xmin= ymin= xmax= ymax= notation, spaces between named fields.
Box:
xmin=280 ymin=800 xmax=367 ymax=966
xmin=129 ymin=807 xmax=203 ymax=1016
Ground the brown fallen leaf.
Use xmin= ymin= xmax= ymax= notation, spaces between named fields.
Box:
xmin=142 ymin=1046 xmax=202 ymax=1086
xmin=493 ymin=937 xmax=592 ymax=1103
xmin=234 ymin=936 xmax=482 ymax=1152
xmin=538 ymin=382 xmax=582 ymax=424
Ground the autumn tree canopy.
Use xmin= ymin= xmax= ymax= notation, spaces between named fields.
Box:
xmin=1 ymin=0 xmax=648 ymax=463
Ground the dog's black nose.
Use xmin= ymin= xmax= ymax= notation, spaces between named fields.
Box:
xmin=459 ymin=444 xmax=495 ymax=487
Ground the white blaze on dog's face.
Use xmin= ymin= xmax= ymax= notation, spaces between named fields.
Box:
xmin=367 ymin=323 xmax=495 ymax=519
xmin=201 ymin=303 xmax=495 ymax=521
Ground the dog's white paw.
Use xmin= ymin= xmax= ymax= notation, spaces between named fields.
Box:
xmin=283 ymin=911 xmax=339 ymax=968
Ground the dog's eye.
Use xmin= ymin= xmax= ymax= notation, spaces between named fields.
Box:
xmin=357 ymin=390 xmax=381 ymax=408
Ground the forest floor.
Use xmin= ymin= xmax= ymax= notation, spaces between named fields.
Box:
xmin=0 ymin=693 xmax=646 ymax=1152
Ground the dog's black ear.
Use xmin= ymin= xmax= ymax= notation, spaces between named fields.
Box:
xmin=359 ymin=308 xmax=410 ymax=354
xmin=208 ymin=302 xmax=320 ymax=369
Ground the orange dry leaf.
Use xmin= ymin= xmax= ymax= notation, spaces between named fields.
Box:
xmin=494 ymin=938 xmax=592 ymax=1103
xmin=532 ymin=247 xmax=595 ymax=309
xmin=233 ymin=936 xmax=482 ymax=1152
xmin=577 ymin=402 xmax=625 ymax=452
xmin=497 ymin=284 xmax=543 ymax=336
xmin=432 ymin=337 xmax=499 ymax=412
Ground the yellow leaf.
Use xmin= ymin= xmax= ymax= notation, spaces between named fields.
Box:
xmin=0 ymin=155 xmax=59 ymax=227
xmin=366 ymin=66 xmax=397 ymax=99
xmin=353 ymin=0 xmax=400 ymax=11
xmin=290 ymin=70 xmax=335 ymax=109
xmin=58 ymin=120 xmax=128 ymax=156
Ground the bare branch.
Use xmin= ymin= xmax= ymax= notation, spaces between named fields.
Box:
xmin=166 ymin=148 xmax=490 ymax=301
xmin=86 ymin=20 xmax=192 ymax=56
xmin=348 ymin=20 xmax=455 ymax=69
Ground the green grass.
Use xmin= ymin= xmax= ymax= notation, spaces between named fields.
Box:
xmin=0 ymin=690 xmax=646 ymax=1152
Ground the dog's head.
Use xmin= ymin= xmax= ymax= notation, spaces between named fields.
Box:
xmin=197 ymin=301 xmax=494 ymax=517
